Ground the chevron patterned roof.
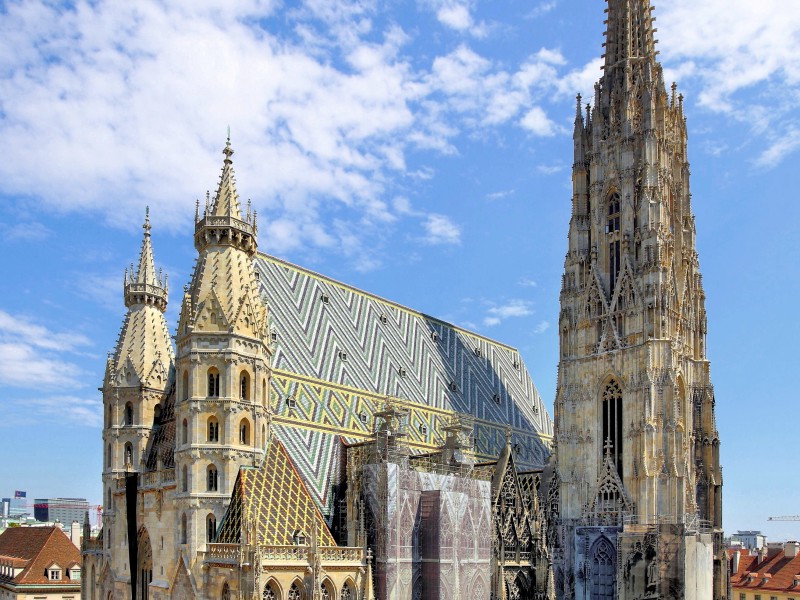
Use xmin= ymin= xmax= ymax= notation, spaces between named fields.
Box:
xmin=216 ymin=438 xmax=335 ymax=547
xmin=252 ymin=253 xmax=553 ymax=519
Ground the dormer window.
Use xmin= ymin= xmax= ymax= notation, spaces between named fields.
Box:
xmin=69 ymin=567 xmax=81 ymax=580
xmin=47 ymin=564 xmax=61 ymax=580
xmin=292 ymin=530 xmax=307 ymax=546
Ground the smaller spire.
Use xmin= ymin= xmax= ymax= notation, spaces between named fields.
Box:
xmin=125 ymin=207 xmax=168 ymax=312
xmin=194 ymin=136 xmax=258 ymax=256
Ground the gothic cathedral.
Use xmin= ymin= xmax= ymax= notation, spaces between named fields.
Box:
xmin=83 ymin=1 xmax=727 ymax=599
xmin=549 ymin=0 xmax=725 ymax=598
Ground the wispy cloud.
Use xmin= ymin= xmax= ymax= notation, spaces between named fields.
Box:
xmin=533 ymin=320 xmax=550 ymax=334
xmin=486 ymin=189 xmax=515 ymax=201
xmin=3 ymin=395 xmax=102 ymax=428
xmin=517 ymin=276 xmax=537 ymax=288
xmin=421 ymin=0 xmax=487 ymax=38
xmin=0 ymin=310 xmax=91 ymax=389
xmin=422 ymin=214 xmax=461 ymax=245
xmin=1 ymin=221 xmax=51 ymax=242
xmin=0 ymin=1 xmax=587 ymax=267
xmin=482 ymin=299 xmax=533 ymax=326
xmin=656 ymin=0 xmax=800 ymax=167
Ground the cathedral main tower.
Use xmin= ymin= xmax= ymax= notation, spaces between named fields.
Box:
xmin=549 ymin=1 xmax=725 ymax=598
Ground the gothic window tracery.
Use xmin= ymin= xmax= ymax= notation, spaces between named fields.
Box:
xmin=288 ymin=582 xmax=302 ymax=600
xmin=340 ymin=582 xmax=354 ymax=600
xmin=590 ymin=537 xmax=615 ymax=599
xmin=262 ymin=581 xmax=278 ymax=600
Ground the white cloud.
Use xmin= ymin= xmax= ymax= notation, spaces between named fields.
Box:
xmin=0 ymin=311 xmax=92 ymax=392
xmin=483 ymin=299 xmax=534 ymax=326
xmin=1 ymin=222 xmax=51 ymax=241
xmin=422 ymin=214 xmax=461 ymax=245
xmin=486 ymin=189 xmax=514 ymax=201
xmin=533 ymin=320 xmax=550 ymax=334
xmin=520 ymin=107 xmax=558 ymax=136
xmin=421 ymin=0 xmax=487 ymax=38
xmin=655 ymin=0 xmax=800 ymax=166
xmin=536 ymin=164 xmax=564 ymax=175
xmin=24 ymin=396 xmax=102 ymax=428
xmin=517 ymin=277 xmax=537 ymax=288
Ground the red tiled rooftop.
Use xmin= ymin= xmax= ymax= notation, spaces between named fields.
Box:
xmin=0 ymin=526 xmax=81 ymax=586
xmin=728 ymin=546 xmax=800 ymax=593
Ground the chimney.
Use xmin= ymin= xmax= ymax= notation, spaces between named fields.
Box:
xmin=785 ymin=541 xmax=800 ymax=559
xmin=758 ymin=545 xmax=768 ymax=563
xmin=70 ymin=521 xmax=81 ymax=549
xmin=732 ymin=550 xmax=741 ymax=574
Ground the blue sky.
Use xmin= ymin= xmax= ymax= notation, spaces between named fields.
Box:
xmin=0 ymin=0 xmax=798 ymax=539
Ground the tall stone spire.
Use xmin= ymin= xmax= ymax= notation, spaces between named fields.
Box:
xmin=602 ymin=0 xmax=657 ymax=71
xmin=550 ymin=1 xmax=725 ymax=599
xmin=112 ymin=209 xmax=174 ymax=386
xmin=174 ymin=139 xmax=271 ymax=568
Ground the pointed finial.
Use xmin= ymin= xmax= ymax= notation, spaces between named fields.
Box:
xmin=195 ymin=198 xmax=200 ymax=222
xmin=143 ymin=206 xmax=151 ymax=234
xmin=223 ymin=132 xmax=234 ymax=163
xmin=575 ymin=93 xmax=582 ymax=117
xmin=604 ymin=437 xmax=614 ymax=458
xmin=504 ymin=426 xmax=513 ymax=446
xmin=205 ymin=190 xmax=210 ymax=214
xmin=671 ymin=82 xmax=677 ymax=106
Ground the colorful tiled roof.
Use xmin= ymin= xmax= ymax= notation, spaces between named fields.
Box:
xmin=729 ymin=546 xmax=800 ymax=593
xmin=0 ymin=526 xmax=81 ymax=586
xmin=254 ymin=252 xmax=553 ymax=517
xmin=216 ymin=438 xmax=335 ymax=547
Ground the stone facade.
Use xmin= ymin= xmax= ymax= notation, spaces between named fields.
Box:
xmin=546 ymin=0 xmax=726 ymax=598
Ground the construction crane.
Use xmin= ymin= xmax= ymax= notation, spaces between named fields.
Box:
xmin=768 ymin=516 xmax=800 ymax=521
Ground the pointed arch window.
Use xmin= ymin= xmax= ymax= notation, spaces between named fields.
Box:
xmin=182 ymin=371 xmax=189 ymax=401
xmin=182 ymin=465 xmax=188 ymax=493
xmin=608 ymin=193 xmax=621 ymax=292
xmin=263 ymin=582 xmax=278 ymax=600
xmin=591 ymin=537 xmax=616 ymax=599
xmin=340 ymin=582 xmax=354 ymax=600
xmin=207 ymin=368 xmax=220 ymax=398
xmin=221 ymin=582 xmax=230 ymax=600
xmin=602 ymin=379 xmax=623 ymax=477
xmin=124 ymin=402 xmax=133 ymax=426
xmin=319 ymin=581 xmax=332 ymax=600
xmin=182 ymin=419 xmax=188 ymax=445
xmin=288 ymin=582 xmax=303 ymax=600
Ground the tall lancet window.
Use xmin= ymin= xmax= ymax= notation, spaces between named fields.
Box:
xmin=608 ymin=194 xmax=621 ymax=292
xmin=602 ymin=379 xmax=623 ymax=477
xmin=590 ymin=537 xmax=616 ymax=599
xmin=207 ymin=368 xmax=220 ymax=398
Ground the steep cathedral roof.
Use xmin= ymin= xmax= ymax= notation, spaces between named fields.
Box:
xmin=254 ymin=253 xmax=553 ymax=516
xmin=216 ymin=438 xmax=335 ymax=547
